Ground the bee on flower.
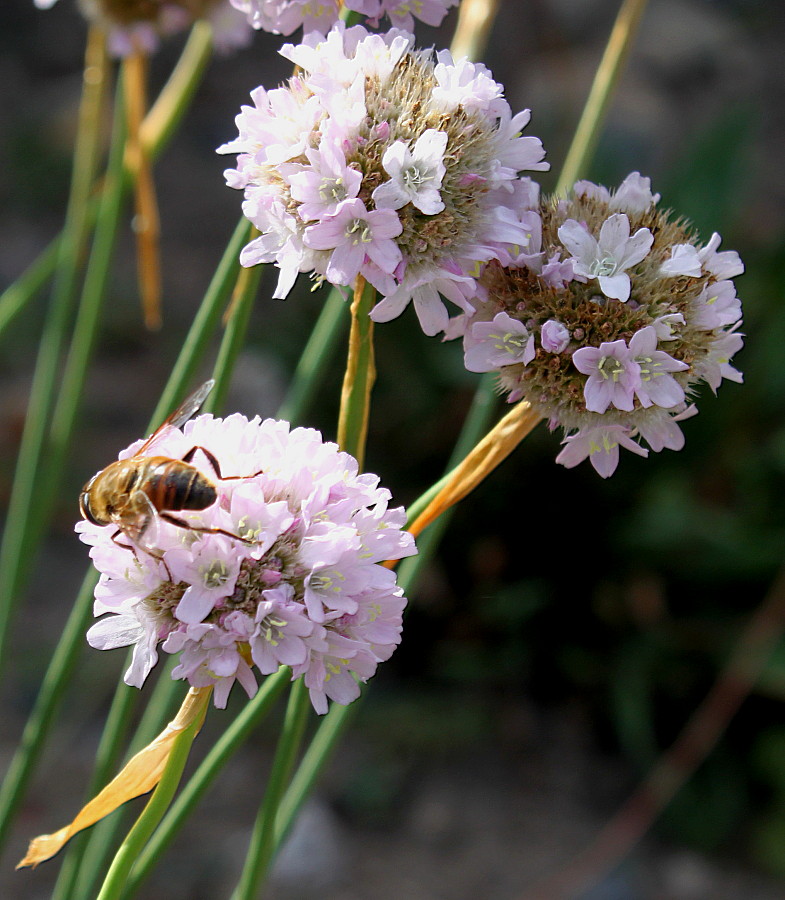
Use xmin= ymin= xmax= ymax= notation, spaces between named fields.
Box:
xmin=456 ymin=173 xmax=744 ymax=477
xmin=79 ymin=406 xmax=416 ymax=713
xmin=219 ymin=22 xmax=549 ymax=336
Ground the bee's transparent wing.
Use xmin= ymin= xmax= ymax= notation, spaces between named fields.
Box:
xmin=118 ymin=490 xmax=161 ymax=551
xmin=135 ymin=379 xmax=215 ymax=457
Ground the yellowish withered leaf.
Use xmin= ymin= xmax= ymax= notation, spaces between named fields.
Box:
xmin=17 ymin=686 xmax=211 ymax=869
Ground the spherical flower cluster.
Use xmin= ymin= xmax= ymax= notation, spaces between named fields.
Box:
xmin=229 ymin=0 xmax=458 ymax=36
xmin=458 ymin=173 xmax=744 ymax=477
xmin=78 ymin=414 xmax=417 ymax=713
xmin=218 ymin=23 xmax=549 ymax=336
xmin=34 ymin=0 xmax=253 ymax=57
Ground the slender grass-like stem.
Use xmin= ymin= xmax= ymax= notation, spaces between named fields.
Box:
xmin=121 ymin=668 xmax=290 ymax=898
xmin=0 ymin=26 xmax=108 ymax=672
xmin=0 ymin=22 xmax=213 ymax=343
xmin=336 ymin=277 xmax=376 ymax=467
xmin=0 ymin=570 xmax=97 ymax=859
xmin=208 ymin=253 xmax=264 ymax=413
xmin=449 ymin=0 xmax=500 ymax=61
xmin=556 ymin=0 xmax=650 ymax=194
xmin=94 ymin=689 xmax=212 ymax=900
xmin=231 ymin=678 xmax=311 ymax=900
xmin=0 ymin=238 xmax=59 ymax=338
xmin=26 ymin=76 xmax=129 ymax=609
xmin=277 ymin=287 xmax=348 ymax=425
xmin=123 ymin=48 xmax=162 ymax=330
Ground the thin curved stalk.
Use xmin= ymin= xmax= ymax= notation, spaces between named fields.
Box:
xmin=0 ymin=27 xmax=109 ymax=672
xmin=336 ymin=277 xmax=376 ymax=467
xmin=94 ymin=689 xmax=212 ymax=900
xmin=520 ymin=566 xmax=785 ymax=900
xmin=0 ymin=570 xmax=98 ymax=859
xmin=277 ymin=287 xmax=348 ymax=425
xmin=556 ymin=0 xmax=650 ymax=194
xmin=0 ymin=22 xmax=213 ymax=343
xmin=231 ymin=678 xmax=311 ymax=900
xmin=121 ymin=668 xmax=290 ymax=898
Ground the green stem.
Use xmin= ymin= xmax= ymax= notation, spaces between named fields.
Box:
xmin=0 ymin=28 xmax=109 ymax=672
xmin=231 ymin=678 xmax=311 ymax=900
xmin=53 ymin=662 xmax=181 ymax=900
xmin=277 ymin=287 xmax=348 ymax=425
xmin=0 ymin=240 xmax=59 ymax=338
xmin=0 ymin=570 xmax=97 ymax=858
xmin=94 ymin=690 xmax=211 ymax=900
xmin=0 ymin=22 xmax=213 ymax=343
xmin=207 ymin=262 xmax=263 ymax=414
xmin=555 ymin=0 xmax=650 ymax=194
xmin=137 ymin=23 xmax=213 ymax=167
xmin=274 ymin=700 xmax=356 ymax=851
xmin=32 ymin=69 xmax=129 ymax=568
xmin=122 ymin=668 xmax=290 ymax=898
xmin=336 ymin=278 xmax=376 ymax=465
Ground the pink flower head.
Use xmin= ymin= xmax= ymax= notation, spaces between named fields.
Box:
xmin=460 ymin=173 xmax=744 ymax=475
xmin=80 ymin=408 xmax=416 ymax=713
xmin=39 ymin=0 xmax=253 ymax=58
xmin=220 ymin=23 xmax=549 ymax=335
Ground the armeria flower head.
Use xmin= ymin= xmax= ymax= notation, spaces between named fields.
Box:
xmin=219 ymin=22 xmax=548 ymax=336
xmin=79 ymin=413 xmax=416 ymax=713
xmin=41 ymin=0 xmax=252 ymax=56
xmin=229 ymin=0 xmax=458 ymax=35
xmin=457 ymin=172 xmax=745 ymax=477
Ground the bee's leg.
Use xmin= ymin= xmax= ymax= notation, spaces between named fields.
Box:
xmin=181 ymin=446 xmax=263 ymax=481
xmin=111 ymin=529 xmax=136 ymax=554
xmin=111 ymin=527 xmax=173 ymax=579
xmin=159 ymin=512 xmax=255 ymax=545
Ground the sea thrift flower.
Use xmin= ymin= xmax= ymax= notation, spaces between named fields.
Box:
xmin=459 ymin=172 xmax=744 ymax=476
xmin=37 ymin=0 xmax=252 ymax=56
xmin=229 ymin=0 xmax=458 ymax=35
xmin=219 ymin=23 xmax=548 ymax=336
xmin=79 ymin=414 xmax=416 ymax=713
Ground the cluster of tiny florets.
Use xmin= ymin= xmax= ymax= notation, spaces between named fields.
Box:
xmin=78 ymin=414 xmax=416 ymax=713
xmin=229 ymin=0 xmax=459 ymax=35
xmin=34 ymin=0 xmax=253 ymax=55
xmin=219 ymin=22 xmax=548 ymax=335
xmin=457 ymin=173 xmax=744 ymax=476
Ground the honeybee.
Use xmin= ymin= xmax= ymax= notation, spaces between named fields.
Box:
xmin=79 ymin=380 xmax=256 ymax=551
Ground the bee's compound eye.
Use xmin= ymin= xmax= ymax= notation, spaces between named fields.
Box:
xmin=79 ymin=489 xmax=99 ymax=525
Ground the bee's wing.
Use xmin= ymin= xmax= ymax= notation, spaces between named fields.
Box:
xmin=116 ymin=490 xmax=161 ymax=550
xmin=135 ymin=379 xmax=215 ymax=457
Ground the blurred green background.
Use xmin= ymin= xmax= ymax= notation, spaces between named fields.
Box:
xmin=1 ymin=1 xmax=784 ymax=898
